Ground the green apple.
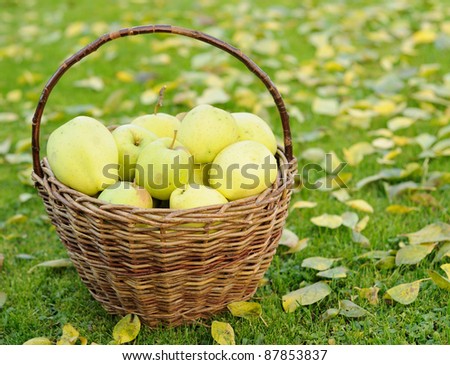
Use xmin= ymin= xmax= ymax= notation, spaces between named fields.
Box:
xmin=232 ymin=112 xmax=278 ymax=155
xmin=135 ymin=137 xmax=193 ymax=200
xmin=97 ymin=181 xmax=153 ymax=208
xmin=47 ymin=115 xmax=119 ymax=196
xmin=112 ymin=124 xmax=158 ymax=181
xmin=209 ymin=140 xmax=278 ymax=201
xmin=131 ymin=113 xmax=181 ymax=138
xmin=170 ymin=183 xmax=228 ymax=210
xmin=177 ymin=104 xmax=239 ymax=163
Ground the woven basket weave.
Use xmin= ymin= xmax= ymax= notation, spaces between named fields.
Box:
xmin=31 ymin=25 xmax=297 ymax=327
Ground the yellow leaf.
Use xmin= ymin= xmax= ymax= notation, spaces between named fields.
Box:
xmin=372 ymin=137 xmax=395 ymax=149
xmin=412 ymin=29 xmax=437 ymax=44
xmin=386 ymin=205 xmax=419 ymax=214
xmin=357 ymin=287 xmax=380 ymax=305
xmin=401 ymin=222 xmax=450 ymax=244
xmin=428 ymin=270 xmax=450 ymax=291
xmin=283 ymin=238 xmax=309 ymax=255
xmin=227 ymin=301 xmax=262 ymax=319
xmin=291 ymin=201 xmax=318 ymax=209
xmin=113 ymin=314 xmax=141 ymax=345
xmin=311 ymin=214 xmax=343 ymax=229
xmin=387 ymin=117 xmax=414 ymax=131
xmin=116 ymin=71 xmax=134 ymax=83
xmin=6 ymin=214 xmax=28 ymax=225
xmin=317 ymin=266 xmax=349 ymax=279
xmin=385 ymin=280 xmax=423 ymax=305
xmin=279 ymin=228 xmax=299 ymax=248
xmin=65 ymin=22 xmax=85 ymax=37
xmin=23 ymin=337 xmax=53 ymax=345
xmin=355 ymin=215 xmax=370 ymax=232
xmin=312 ymin=98 xmax=339 ymax=116
xmin=302 ymin=256 xmax=339 ymax=271
xmin=339 ymin=300 xmax=369 ymax=318
xmin=345 ymin=199 xmax=374 ymax=213
xmin=211 ymin=321 xmax=235 ymax=345
xmin=373 ymin=100 xmax=397 ymax=116
xmin=343 ymin=142 xmax=375 ymax=166
xmin=442 ymin=264 xmax=450 ymax=279
xmin=395 ymin=243 xmax=436 ymax=265
xmin=282 ymin=282 xmax=332 ymax=312
xmin=57 ymin=324 xmax=79 ymax=345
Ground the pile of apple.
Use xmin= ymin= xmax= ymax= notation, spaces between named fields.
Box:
xmin=46 ymin=103 xmax=279 ymax=211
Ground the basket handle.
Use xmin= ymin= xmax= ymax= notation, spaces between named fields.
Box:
xmin=32 ymin=24 xmax=294 ymax=178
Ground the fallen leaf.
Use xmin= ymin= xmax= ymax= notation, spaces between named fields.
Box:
xmin=6 ymin=214 xmax=28 ymax=224
xmin=343 ymin=142 xmax=375 ymax=166
xmin=428 ymin=270 xmax=450 ymax=291
xmin=291 ymin=201 xmax=318 ymax=210
xmin=74 ymin=76 xmax=104 ymax=91
xmin=23 ymin=337 xmax=53 ymax=345
xmin=28 ymin=258 xmax=73 ymax=274
xmin=356 ymin=287 xmax=380 ymax=305
xmin=401 ymin=222 xmax=450 ymax=244
xmin=317 ymin=266 xmax=349 ymax=279
xmin=227 ymin=301 xmax=262 ymax=319
xmin=279 ymin=228 xmax=299 ymax=248
xmin=339 ymin=300 xmax=369 ymax=317
xmin=345 ymin=199 xmax=374 ymax=213
xmin=113 ymin=314 xmax=141 ymax=345
xmin=386 ymin=205 xmax=419 ymax=214
xmin=351 ymin=230 xmax=370 ymax=247
xmin=433 ymin=242 xmax=450 ymax=262
xmin=442 ymin=264 xmax=450 ymax=279
xmin=412 ymin=29 xmax=437 ymax=44
xmin=282 ymin=282 xmax=332 ymax=312
xmin=372 ymin=137 xmax=395 ymax=150
xmin=357 ymin=250 xmax=391 ymax=260
xmin=301 ymin=257 xmax=339 ymax=271
xmin=283 ymin=238 xmax=309 ymax=254
xmin=341 ymin=212 xmax=359 ymax=229
xmin=395 ymin=243 xmax=436 ymax=265
xmin=311 ymin=214 xmax=343 ymax=229
xmin=331 ymin=189 xmax=351 ymax=202
xmin=355 ymin=215 xmax=370 ymax=232
xmin=387 ymin=116 xmax=414 ymax=131
xmin=375 ymin=256 xmax=396 ymax=270
xmin=57 ymin=324 xmax=79 ymax=345
xmin=0 ymin=253 xmax=4 ymax=269
xmin=409 ymin=193 xmax=441 ymax=209
xmin=211 ymin=321 xmax=235 ymax=345
xmin=384 ymin=280 xmax=423 ymax=305
xmin=321 ymin=308 xmax=340 ymax=320
xmin=312 ymin=97 xmax=340 ymax=116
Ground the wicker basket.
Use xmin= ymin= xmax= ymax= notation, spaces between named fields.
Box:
xmin=31 ymin=25 xmax=297 ymax=327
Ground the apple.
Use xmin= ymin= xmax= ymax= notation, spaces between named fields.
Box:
xmin=135 ymin=136 xmax=193 ymax=200
xmin=191 ymin=163 xmax=211 ymax=186
xmin=209 ymin=140 xmax=278 ymax=201
xmin=232 ymin=112 xmax=278 ymax=155
xmin=97 ymin=181 xmax=153 ymax=208
xmin=131 ymin=112 xmax=181 ymax=138
xmin=170 ymin=183 xmax=228 ymax=210
xmin=177 ymin=104 xmax=239 ymax=163
xmin=46 ymin=116 xmax=119 ymax=196
xmin=112 ymin=124 xmax=158 ymax=181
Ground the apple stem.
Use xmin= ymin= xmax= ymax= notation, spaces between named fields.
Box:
xmin=169 ymin=130 xmax=178 ymax=150
xmin=154 ymin=85 xmax=167 ymax=114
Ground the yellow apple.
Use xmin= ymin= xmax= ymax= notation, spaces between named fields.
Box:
xmin=135 ymin=137 xmax=193 ymax=200
xmin=232 ymin=112 xmax=278 ymax=155
xmin=131 ymin=113 xmax=181 ymax=138
xmin=177 ymin=104 xmax=239 ymax=163
xmin=209 ymin=140 xmax=278 ymax=201
xmin=46 ymin=116 xmax=118 ymax=196
xmin=112 ymin=124 xmax=158 ymax=181
xmin=170 ymin=183 xmax=228 ymax=210
xmin=97 ymin=181 xmax=153 ymax=208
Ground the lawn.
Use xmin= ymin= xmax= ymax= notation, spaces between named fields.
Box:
xmin=0 ymin=0 xmax=449 ymax=345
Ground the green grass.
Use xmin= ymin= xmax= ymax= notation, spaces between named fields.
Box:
xmin=1 ymin=0 xmax=450 ymax=345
